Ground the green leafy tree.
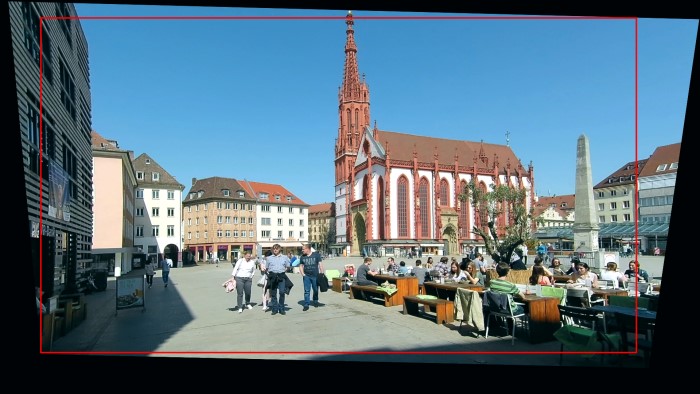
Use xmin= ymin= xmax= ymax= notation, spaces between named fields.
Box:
xmin=458 ymin=180 xmax=542 ymax=264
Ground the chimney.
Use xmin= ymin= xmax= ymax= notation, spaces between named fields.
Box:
xmin=192 ymin=177 xmax=197 ymax=186
xmin=128 ymin=150 xmax=135 ymax=160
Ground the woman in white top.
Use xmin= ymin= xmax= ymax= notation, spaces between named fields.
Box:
xmin=231 ymin=252 xmax=257 ymax=313
xmin=567 ymin=262 xmax=599 ymax=288
xmin=600 ymin=261 xmax=627 ymax=288
xmin=448 ymin=261 xmax=468 ymax=282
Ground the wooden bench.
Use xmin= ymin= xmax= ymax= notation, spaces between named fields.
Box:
xmin=349 ymin=284 xmax=395 ymax=307
xmin=403 ymin=295 xmax=454 ymax=324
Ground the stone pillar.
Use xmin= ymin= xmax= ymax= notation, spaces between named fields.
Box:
xmin=572 ymin=134 xmax=602 ymax=269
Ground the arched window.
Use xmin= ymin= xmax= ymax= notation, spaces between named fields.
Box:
xmin=477 ymin=182 xmax=489 ymax=230
xmin=419 ymin=178 xmax=430 ymax=238
xmin=440 ymin=178 xmax=449 ymax=206
xmin=397 ymin=176 xmax=409 ymax=237
xmin=355 ymin=109 xmax=360 ymax=132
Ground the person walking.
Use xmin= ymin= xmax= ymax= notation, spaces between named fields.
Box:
xmin=265 ymin=244 xmax=291 ymax=315
xmin=259 ymin=252 xmax=271 ymax=312
xmin=299 ymin=243 xmax=324 ymax=311
xmin=231 ymin=252 xmax=257 ymax=313
xmin=161 ymin=255 xmax=173 ymax=287
xmin=145 ymin=260 xmax=156 ymax=288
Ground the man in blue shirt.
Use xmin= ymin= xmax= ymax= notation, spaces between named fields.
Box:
xmin=299 ymin=244 xmax=324 ymax=311
xmin=265 ymin=244 xmax=291 ymax=315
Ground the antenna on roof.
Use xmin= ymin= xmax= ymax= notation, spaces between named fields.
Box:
xmin=506 ymin=130 xmax=510 ymax=146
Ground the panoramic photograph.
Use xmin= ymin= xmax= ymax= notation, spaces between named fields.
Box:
xmin=13 ymin=2 xmax=694 ymax=367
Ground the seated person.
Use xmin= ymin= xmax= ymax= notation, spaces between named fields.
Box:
xmin=624 ymin=260 xmax=649 ymax=282
xmin=475 ymin=253 xmax=488 ymax=273
xmin=385 ymin=257 xmax=399 ymax=274
xmin=412 ymin=260 xmax=428 ymax=286
xmin=509 ymin=248 xmax=527 ymax=270
xmin=532 ymin=256 xmax=553 ymax=278
xmin=549 ymin=258 xmax=566 ymax=276
xmin=529 ymin=265 xmax=552 ymax=286
xmin=356 ymin=257 xmax=379 ymax=286
xmin=567 ymin=262 xmax=599 ymax=288
xmin=600 ymin=261 xmax=627 ymax=287
xmin=565 ymin=258 xmax=580 ymax=275
xmin=448 ymin=261 xmax=468 ymax=281
xmin=464 ymin=261 xmax=484 ymax=286
xmin=433 ymin=257 xmax=450 ymax=277
xmin=425 ymin=257 xmax=434 ymax=270
xmin=460 ymin=257 xmax=471 ymax=271
xmin=397 ymin=261 xmax=409 ymax=275
xmin=489 ymin=262 xmax=526 ymax=315
xmin=344 ymin=264 xmax=355 ymax=277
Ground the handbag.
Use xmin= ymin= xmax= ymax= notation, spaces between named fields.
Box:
xmin=318 ymin=273 xmax=329 ymax=292
xmin=223 ymin=278 xmax=236 ymax=293
xmin=256 ymin=275 xmax=266 ymax=288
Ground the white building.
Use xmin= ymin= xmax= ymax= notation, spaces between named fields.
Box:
xmin=131 ymin=153 xmax=185 ymax=265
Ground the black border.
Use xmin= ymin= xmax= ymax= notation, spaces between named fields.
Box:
xmin=10 ymin=0 xmax=695 ymax=382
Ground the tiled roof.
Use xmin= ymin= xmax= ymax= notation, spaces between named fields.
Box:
xmin=239 ymin=180 xmax=308 ymax=206
xmin=91 ymin=130 xmax=122 ymax=152
xmin=132 ymin=153 xmax=184 ymax=190
xmin=375 ymin=129 xmax=528 ymax=174
xmin=533 ymin=194 xmax=575 ymax=218
xmin=185 ymin=177 xmax=255 ymax=202
xmin=638 ymin=142 xmax=680 ymax=178
xmin=594 ymin=159 xmax=648 ymax=189
xmin=309 ymin=202 xmax=335 ymax=214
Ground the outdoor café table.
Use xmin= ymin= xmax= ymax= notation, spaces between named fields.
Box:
xmin=589 ymin=304 xmax=657 ymax=333
xmin=590 ymin=287 xmax=628 ymax=304
xmin=423 ymin=281 xmax=484 ymax=301
xmin=518 ymin=294 xmax=561 ymax=344
xmin=371 ymin=274 xmax=419 ymax=306
xmin=552 ymin=275 xmax=571 ymax=283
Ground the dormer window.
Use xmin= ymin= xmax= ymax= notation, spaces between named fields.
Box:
xmin=260 ymin=192 xmax=269 ymax=200
xmin=607 ymin=178 xmax=614 ymax=183
xmin=136 ymin=171 xmax=144 ymax=180
xmin=152 ymin=172 xmax=160 ymax=181
xmin=656 ymin=164 xmax=667 ymax=172
xmin=560 ymin=203 xmax=567 ymax=207
xmin=286 ymin=196 xmax=292 ymax=201
xmin=145 ymin=159 xmax=151 ymax=164
xmin=275 ymin=194 xmax=281 ymax=201
xmin=223 ymin=189 xmax=230 ymax=197
xmin=238 ymin=191 xmax=244 ymax=197
xmin=197 ymin=190 xmax=203 ymax=198
xmin=189 ymin=193 xmax=195 ymax=200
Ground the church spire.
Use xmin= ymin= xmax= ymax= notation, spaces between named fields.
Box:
xmin=335 ymin=10 xmax=371 ymax=170
xmin=342 ymin=10 xmax=360 ymax=98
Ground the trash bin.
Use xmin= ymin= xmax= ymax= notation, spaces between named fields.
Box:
xmin=94 ymin=271 xmax=108 ymax=291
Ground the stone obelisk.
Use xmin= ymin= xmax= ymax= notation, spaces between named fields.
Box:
xmin=573 ymin=134 xmax=600 ymax=261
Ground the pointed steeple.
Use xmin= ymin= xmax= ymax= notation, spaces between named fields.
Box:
xmin=335 ymin=10 xmax=371 ymax=184
xmin=342 ymin=11 xmax=360 ymax=99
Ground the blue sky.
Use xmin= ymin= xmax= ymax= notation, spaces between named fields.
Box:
xmin=73 ymin=4 xmax=697 ymax=205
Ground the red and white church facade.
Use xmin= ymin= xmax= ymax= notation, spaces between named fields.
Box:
xmin=333 ymin=12 xmax=536 ymax=257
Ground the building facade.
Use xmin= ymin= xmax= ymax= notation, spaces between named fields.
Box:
xmin=638 ymin=142 xmax=679 ymax=253
xmin=131 ymin=153 xmax=185 ymax=266
xmin=308 ymin=202 xmax=335 ymax=255
xmin=91 ymin=131 xmax=137 ymax=276
xmin=13 ymin=2 xmax=94 ymax=297
xmin=533 ymin=195 xmax=576 ymax=228
xmin=240 ymin=180 xmax=309 ymax=256
xmin=333 ymin=12 xmax=535 ymax=257
xmin=183 ymin=177 xmax=257 ymax=262
xmin=593 ymin=160 xmax=642 ymax=226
